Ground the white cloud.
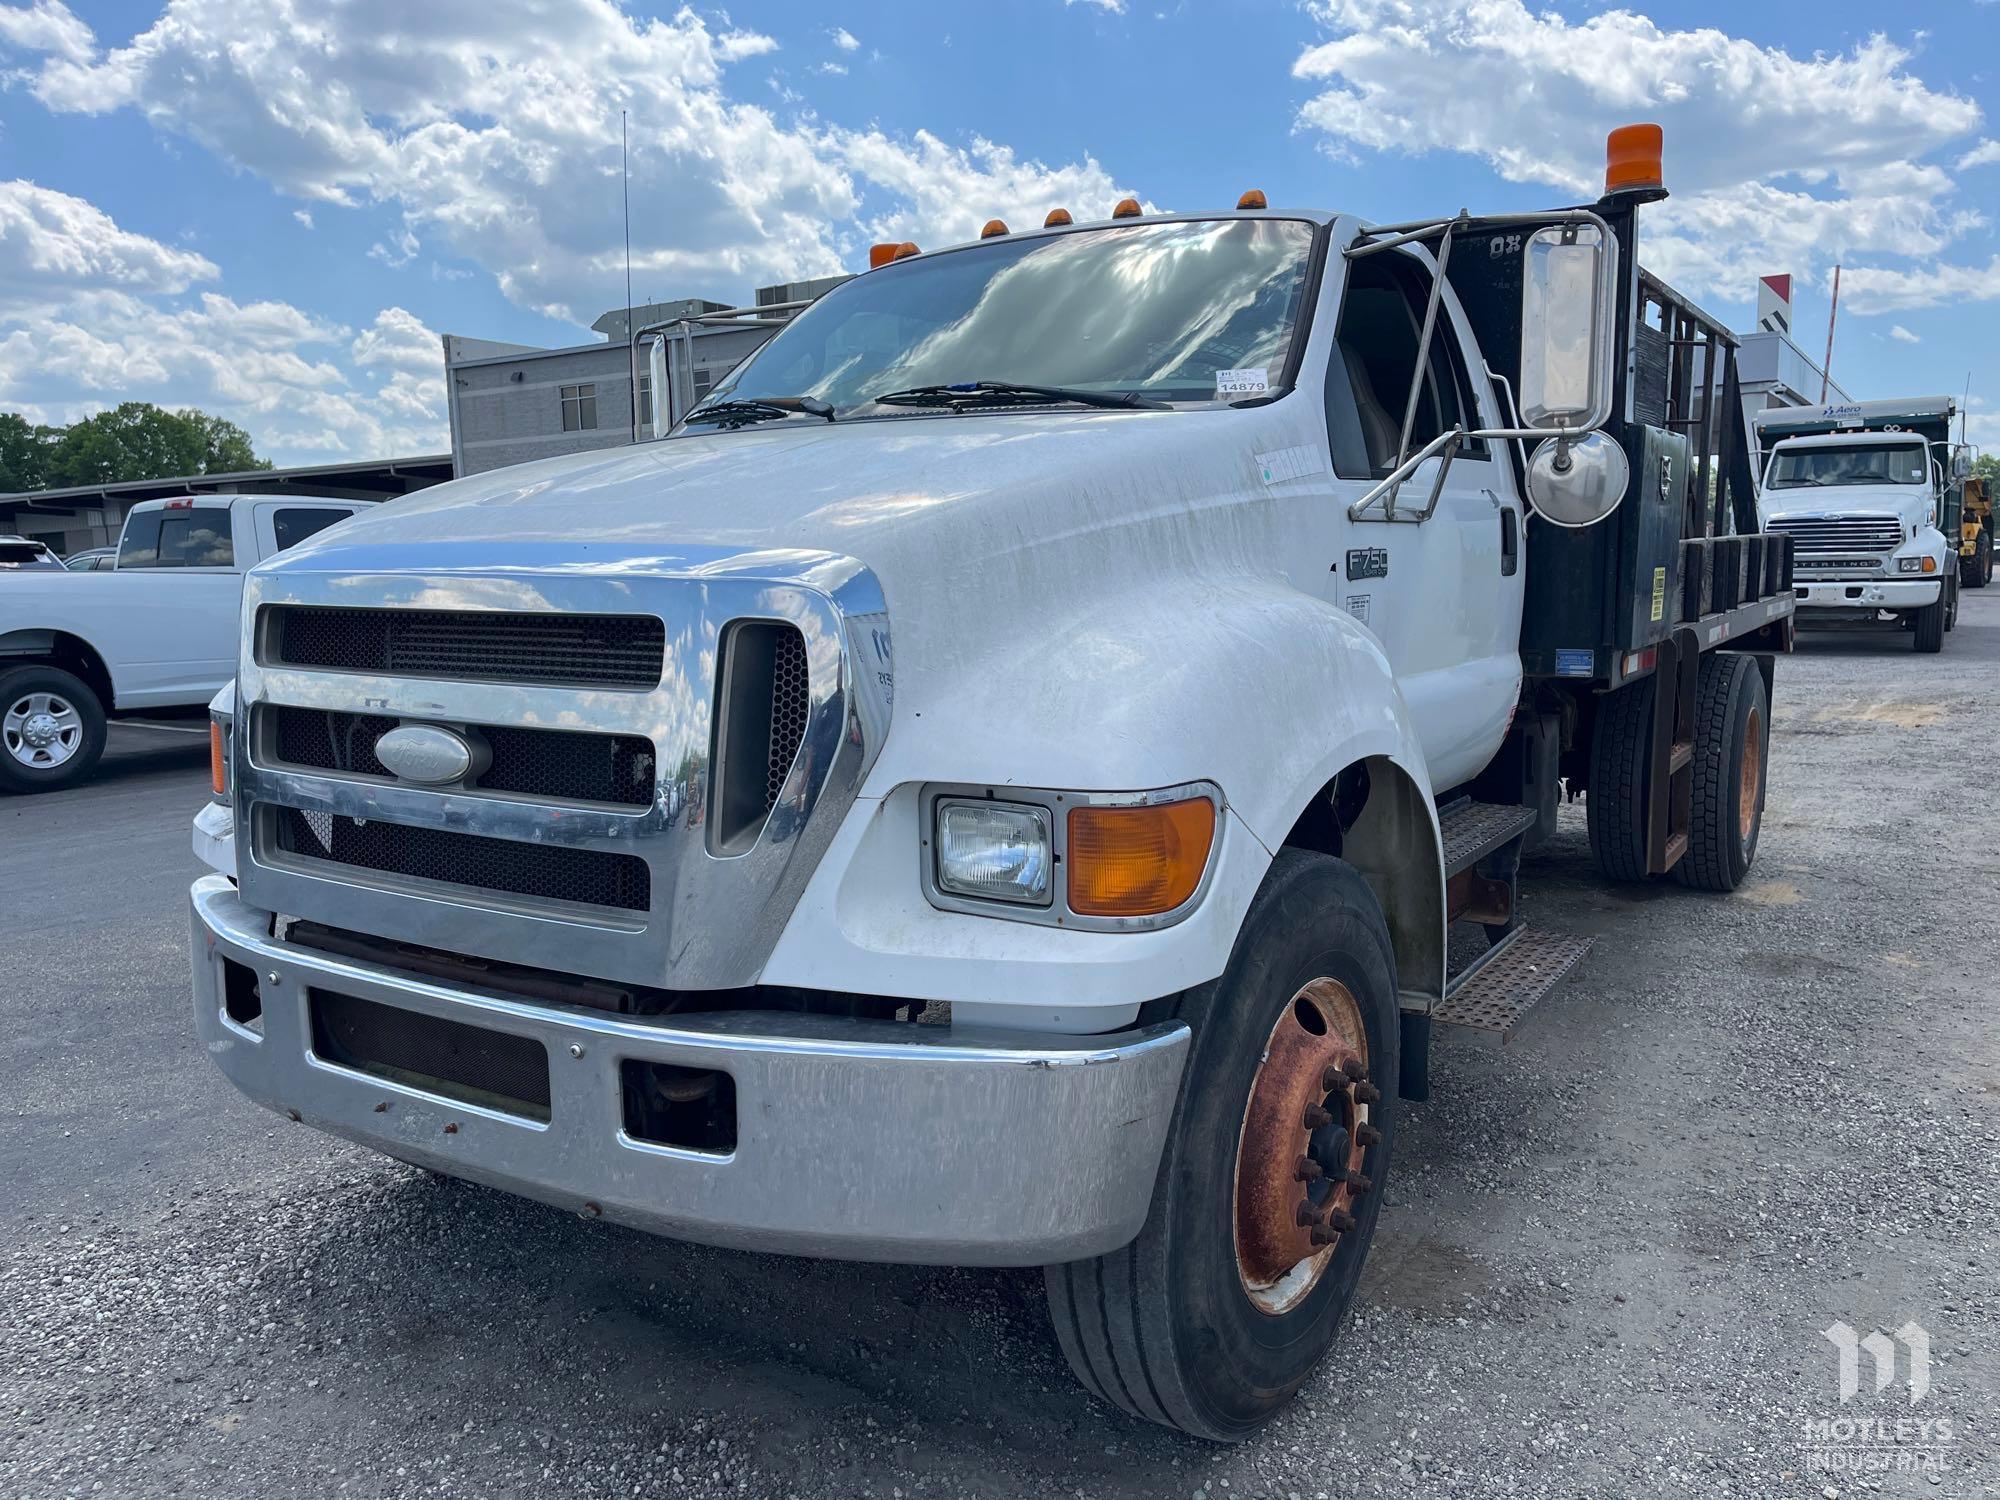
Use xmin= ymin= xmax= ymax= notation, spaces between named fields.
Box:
xmin=0 ymin=178 xmax=216 ymax=312
xmin=1 ymin=0 xmax=1127 ymax=328
xmin=368 ymin=227 xmax=420 ymax=269
xmin=813 ymin=60 xmax=848 ymax=76
xmin=1066 ymin=0 xmax=1128 ymax=11
xmin=293 ymin=208 xmax=314 ymax=229
xmin=829 ymin=26 xmax=860 ymax=52
xmin=1889 ymin=324 xmax=1921 ymax=343
xmin=1960 ymin=140 xmax=2000 ymax=170
xmin=0 ymin=0 xmax=93 ymax=62
xmin=0 ymin=179 xmax=446 ymax=461
xmin=1840 ymin=258 xmax=2000 ymax=315
xmin=1290 ymin=1 xmax=1992 ymax=314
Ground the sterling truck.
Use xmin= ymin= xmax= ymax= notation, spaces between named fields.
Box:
xmin=1755 ymin=397 xmax=1970 ymax=652
xmin=189 ymin=126 xmax=1797 ymax=1440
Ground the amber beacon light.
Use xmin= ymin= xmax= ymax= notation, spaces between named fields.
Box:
xmin=1604 ymin=123 xmax=1664 ymax=195
xmin=1067 ymin=797 xmax=1216 ymax=918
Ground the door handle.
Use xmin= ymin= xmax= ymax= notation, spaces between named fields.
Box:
xmin=1500 ymin=507 xmax=1519 ymax=576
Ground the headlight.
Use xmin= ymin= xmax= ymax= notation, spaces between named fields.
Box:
xmin=1898 ymin=557 xmax=1923 ymax=573
xmin=934 ymin=799 xmax=1052 ymax=906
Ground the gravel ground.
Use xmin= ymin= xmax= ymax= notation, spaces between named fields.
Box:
xmin=4 ymin=600 xmax=1996 ymax=1499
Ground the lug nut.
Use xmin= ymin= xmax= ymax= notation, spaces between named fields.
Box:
xmin=1341 ymin=1058 xmax=1366 ymax=1082
xmin=1344 ymin=1171 xmax=1374 ymax=1194
xmin=1310 ymin=1224 xmax=1338 ymax=1246
xmin=1302 ymin=1104 xmax=1333 ymax=1130
xmin=1354 ymin=1082 xmax=1382 ymax=1104
xmin=1357 ymin=1123 xmax=1383 ymax=1147
xmin=1329 ymin=1208 xmax=1358 ymax=1233
xmin=1321 ymin=1064 xmax=1346 ymax=1092
xmin=1294 ymin=1200 xmax=1319 ymax=1227
xmin=1295 ymin=1156 xmax=1324 ymax=1183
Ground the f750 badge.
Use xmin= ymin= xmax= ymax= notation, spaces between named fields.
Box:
xmin=1345 ymin=547 xmax=1389 ymax=581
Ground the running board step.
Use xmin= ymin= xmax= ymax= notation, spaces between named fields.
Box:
xmin=1438 ymin=799 xmax=1541 ymax=878
xmin=1432 ymin=926 xmax=1594 ymax=1043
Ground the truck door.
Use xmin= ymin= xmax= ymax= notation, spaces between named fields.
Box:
xmin=1322 ymin=247 xmax=1524 ymax=792
xmin=110 ymin=503 xmax=245 ymax=707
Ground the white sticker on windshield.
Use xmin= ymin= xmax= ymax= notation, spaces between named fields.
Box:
xmin=1216 ymin=367 xmax=1269 ymax=399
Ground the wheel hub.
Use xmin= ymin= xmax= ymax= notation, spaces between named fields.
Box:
xmin=21 ymin=712 xmax=58 ymax=749
xmin=1738 ymin=705 xmax=1763 ymax=842
xmin=5 ymin=692 xmax=82 ymax=768
xmin=1232 ymin=977 xmax=1378 ymax=1316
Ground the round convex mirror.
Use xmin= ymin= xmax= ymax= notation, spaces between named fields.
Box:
xmin=1526 ymin=431 xmax=1630 ymax=528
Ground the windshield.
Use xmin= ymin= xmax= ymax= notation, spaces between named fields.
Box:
xmin=0 ymin=543 xmax=62 ymax=571
xmin=692 ymin=218 xmax=1317 ymax=421
xmin=1767 ymin=442 xmax=1928 ymax=490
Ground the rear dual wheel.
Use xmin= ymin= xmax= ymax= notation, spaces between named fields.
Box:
xmin=1044 ymin=851 xmax=1397 ymax=1442
xmin=1676 ymin=653 xmax=1768 ymax=892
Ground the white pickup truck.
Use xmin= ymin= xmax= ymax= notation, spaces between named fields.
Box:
xmin=189 ymin=126 xmax=1798 ymax=1439
xmin=0 ymin=495 xmax=365 ymax=791
xmin=1755 ymin=398 xmax=1968 ymax=652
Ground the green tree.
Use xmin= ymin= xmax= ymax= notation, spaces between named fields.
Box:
xmin=36 ymin=403 xmax=271 ymax=488
xmin=1973 ymin=451 xmax=1999 ymax=486
xmin=0 ymin=413 xmax=52 ymax=493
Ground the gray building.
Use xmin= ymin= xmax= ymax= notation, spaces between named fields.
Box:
xmin=445 ymin=279 xmax=848 ymax=478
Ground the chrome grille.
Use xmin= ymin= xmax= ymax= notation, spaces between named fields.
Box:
xmin=267 ymin=805 xmax=651 ymax=912
xmin=265 ymin=704 xmax=656 ymax=808
xmin=1764 ymin=517 xmax=1902 ymax=556
xmin=268 ymin=606 xmax=664 ymax=689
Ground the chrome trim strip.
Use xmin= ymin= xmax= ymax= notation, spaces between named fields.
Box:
xmin=191 ymin=876 xmax=1187 ymax=1266
xmin=234 ymin=546 xmax=892 ymax=990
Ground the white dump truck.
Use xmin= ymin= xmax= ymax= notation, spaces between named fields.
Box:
xmin=1755 ymin=397 xmax=1970 ymax=652
xmin=189 ymin=126 xmax=1796 ymax=1440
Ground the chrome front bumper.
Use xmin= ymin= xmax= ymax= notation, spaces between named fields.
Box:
xmin=189 ymin=876 xmax=1189 ymax=1266
xmin=1794 ymin=579 xmax=1941 ymax=610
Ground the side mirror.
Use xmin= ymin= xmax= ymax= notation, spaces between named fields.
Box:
xmin=1526 ymin=430 xmax=1629 ymax=528
xmin=1950 ymin=445 xmax=1973 ymax=483
xmin=648 ymin=336 xmax=672 ymax=439
xmin=1519 ymin=224 xmax=1617 ymax=434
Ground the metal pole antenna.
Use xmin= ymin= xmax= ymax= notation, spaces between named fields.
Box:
xmin=1818 ymin=264 xmax=1840 ymax=404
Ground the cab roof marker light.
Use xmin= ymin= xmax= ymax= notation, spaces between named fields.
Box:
xmin=1604 ymin=122 xmax=1664 ymax=195
xmin=980 ymin=219 xmax=1009 ymax=239
xmin=1044 ymin=208 xmax=1073 ymax=227
xmin=1111 ymin=197 xmax=1142 ymax=220
xmin=867 ymin=242 xmax=900 ymax=269
xmin=1237 ymin=189 xmax=1267 ymax=210
xmin=891 ymin=241 xmax=921 ymax=261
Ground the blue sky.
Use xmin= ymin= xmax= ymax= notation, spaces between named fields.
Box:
xmin=2 ymin=0 xmax=1996 ymax=464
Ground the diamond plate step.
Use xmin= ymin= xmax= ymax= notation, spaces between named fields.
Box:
xmin=1438 ymin=799 xmax=1540 ymax=878
xmin=1433 ymin=926 xmax=1593 ymax=1043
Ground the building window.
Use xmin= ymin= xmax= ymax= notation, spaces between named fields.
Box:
xmin=561 ymin=383 xmax=599 ymax=432
xmin=637 ymin=373 xmax=653 ymax=429
xmin=692 ymin=368 xmax=716 ymax=404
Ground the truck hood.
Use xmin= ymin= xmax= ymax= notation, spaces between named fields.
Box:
xmin=264 ymin=406 xmax=1319 ymax=791
xmin=1760 ymin=486 xmax=1934 ymax=530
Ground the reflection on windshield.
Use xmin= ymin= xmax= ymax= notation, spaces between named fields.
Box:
xmin=695 ymin=219 xmax=1315 ymax=420
xmin=1769 ymin=443 xmax=1928 ymax=489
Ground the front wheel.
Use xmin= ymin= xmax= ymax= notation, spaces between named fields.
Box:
xmin=1676 ymin=653 xmax=1768 ymax=892
xmin=1912 ymin=596 xmax=1945 ymax=653
xmin=0 ymin=665 xmax=107 ymax=793
xmin=1044 ymin=850 xmax=1398 ymax=1441
xmin=1961 ymin=528 xmax=1992 ymax=589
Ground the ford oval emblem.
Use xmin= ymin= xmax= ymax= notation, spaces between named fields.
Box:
xmin=374 ymin=724 xmax=473 ymax=784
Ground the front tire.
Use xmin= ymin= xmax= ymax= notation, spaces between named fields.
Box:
xmin=1912 ymin=596 xmax=1945 ymax=653
xmin=1044 ymin=850 xmax=1398 ymax=1441
xmin=0 ymin=665 xmax=107 ymax=793
xmin=1961 ymin=528 xmax=1991 ymax=589
xmin=1587 ymin=678 xmax=1652 ymax=883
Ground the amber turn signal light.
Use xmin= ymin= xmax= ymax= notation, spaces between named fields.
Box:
xmin=209 ymin=720 xmax=227 ymax=796
xmin=1237 ymin=189 xmax=1267 ymax=210
xmin=1067 ymin=798 xmax=1215 ymax=918
xmin=1604 ymin=123 xmax=1664 ymax=195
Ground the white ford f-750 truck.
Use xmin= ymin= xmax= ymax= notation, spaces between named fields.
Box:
xmin=1755 ymin=397 xmax=1969 ymax=652
xmin=0 ymin=495 xmax=364 ymax=791
xmin=189 ymin=127 xmax=1797 ymax=1440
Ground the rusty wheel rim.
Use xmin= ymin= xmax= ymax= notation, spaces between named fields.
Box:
xmin=1738 ymin=705 xmax=1763 ymax=843
xmin=1232 ymin=978 xmax=1376 ymax=1316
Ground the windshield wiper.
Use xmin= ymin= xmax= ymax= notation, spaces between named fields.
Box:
xmin=683 ymin=396 xmax=835 ymax=428
xmin=869 ymin=381 xmax=1169 ymax=412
